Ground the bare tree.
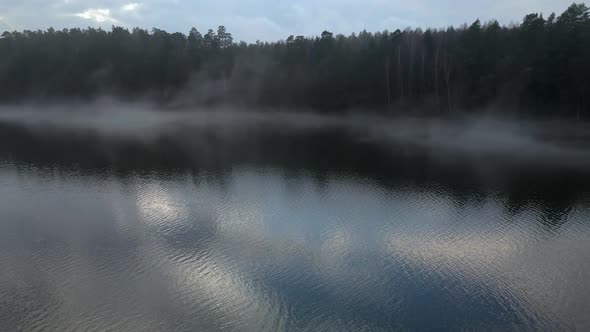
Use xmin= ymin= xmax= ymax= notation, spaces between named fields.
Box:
xmin=397 ymin=45 xmax=404 ymax=101
xmin=385 ymin=56 xmax=392 ymax=109
xmin=434 ymin=45 xmax=440 ymax=109
xmin=443 ymin=49 xmax=453 ymax=113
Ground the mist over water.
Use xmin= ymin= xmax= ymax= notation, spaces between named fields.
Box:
xmin=1 ymin=105 xmax=590 ymax=331
xmin=2 ymin=104 xmax=590 ymax=165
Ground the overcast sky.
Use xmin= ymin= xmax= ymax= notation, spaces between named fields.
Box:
xmin=0 ymin=0 xmax=577 ymax=42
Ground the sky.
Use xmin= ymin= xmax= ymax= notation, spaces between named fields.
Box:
xmin=0 ymin=0 xmax=578 ymax=42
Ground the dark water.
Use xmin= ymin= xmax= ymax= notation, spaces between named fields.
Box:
xmin=0 ymin=117 xmax=589 ymax=331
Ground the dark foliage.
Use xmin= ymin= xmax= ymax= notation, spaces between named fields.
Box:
xmin=1 ymin=4 xmax=590 ymax=117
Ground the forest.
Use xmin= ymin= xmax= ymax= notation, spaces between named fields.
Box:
xmin=0 ymin=3 xmax=589 ymax=117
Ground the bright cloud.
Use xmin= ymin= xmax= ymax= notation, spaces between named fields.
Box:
xmin=0 ymin=16 xmax=15 ymax=31
xmin=121 ymin=3 xmax=141 ymax=12
xmin=75 ymin=9 xmax=118 ymax=23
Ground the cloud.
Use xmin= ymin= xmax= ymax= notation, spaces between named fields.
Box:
xmin=0 ymin=16 xmax=15 ymax=31
xmin=225 ymin=15 xmax=287 ymax=42
xmin=0 ymin=0 xmax=579 ymax=41
xmin=74 ymin=8 xmax=118 ymax=23
xmin=380 ymin=16 xmax=418 ymax=30
xmin=121 ymin=3 xmax=141 ymax=12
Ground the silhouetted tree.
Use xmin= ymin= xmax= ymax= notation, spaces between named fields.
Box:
xmin=0 ymin=3 xmax=589 ymax=117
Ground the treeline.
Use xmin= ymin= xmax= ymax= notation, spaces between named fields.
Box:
xmin=1 ymin=3 xmax=590 ymax=117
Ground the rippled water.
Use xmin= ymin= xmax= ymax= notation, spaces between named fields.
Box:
xmin=0 ymin=118 xmax=589 ymax=331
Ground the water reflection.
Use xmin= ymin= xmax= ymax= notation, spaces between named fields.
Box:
xmin=0 ymin=123 xmax=589 ymax=331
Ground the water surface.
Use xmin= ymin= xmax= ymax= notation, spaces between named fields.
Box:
xmin=0 ymin=118 xmax=589 ymax=331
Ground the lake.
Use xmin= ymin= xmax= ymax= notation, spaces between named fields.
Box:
xmin=0 ymin=111 xmax=589 ymax=331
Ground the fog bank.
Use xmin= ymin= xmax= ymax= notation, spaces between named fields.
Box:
xmin=1 ymin=103 xmax=590 ymax=169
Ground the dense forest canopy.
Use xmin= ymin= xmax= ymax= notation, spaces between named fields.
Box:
xmin=1 ymin=3 xmax=589 ymax=117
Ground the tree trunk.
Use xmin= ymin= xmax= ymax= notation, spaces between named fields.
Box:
xmin=434 ymin=47 xmax=440 ymax=110
xmin=443 ymin=51 xmax=453 ymax=113
xmin=398 ymin=46 xmax=404 ymax=101
xmin=407 ymin=33 xmax=416 ymax=99
xmin=421 ymin=48 xmax=426 ymax=97
xmin=446 ymin=80 xmax=452 ymax=113
xmin=408 ymin=37 xmax=414 ymax=99
xmin=385 ymin=56 xmax=392 ymax=109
